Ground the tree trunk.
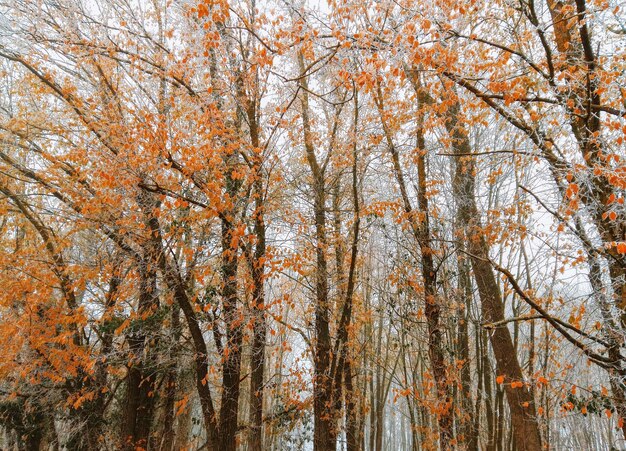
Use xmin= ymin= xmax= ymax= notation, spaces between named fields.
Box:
xmin=122 ymin=191 xmax=162 ymax=449
xmin=298 ymin=52 xmax=336 ymax=451
xmin=218 ymin=195 xmax=244 ymax=451
xmin=448 ymin=102 xmax=543 ymax=450
xmin=157 ymin=303 xmax=180 ymax=451
xmin=343 ymin=92 xmax=361 ymax=451
xmin=246 ymin=85 xmax=268 ymax=451
xmin=376 ymin=77 xmax=454 ymax=449
xmin=457 ymin=251 xmax=475 ymax=447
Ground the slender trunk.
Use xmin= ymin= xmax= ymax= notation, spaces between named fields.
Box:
xmin=244 ymin=77 xmax=268 ymax=451
xmin=472 ymin=325 xmax=483 ymax=451
xmin=495 ymin=385 xmax=504 ymax=451
xmin=375 ymin=79 xmax=453 ymax=449
xmin=345 ymin=358 xmax=359 ymax=451
xmin=158 ymin=303 xmax=180 ymax=451
xmin=248 ymin=177 xmax=267 ymax=451
xmin=375 ymin=395 xmax=384 ymax=451
xmin=401 ymin=316 xmax=420 ymax=451
xmin=370 ymin=314 xmax=383 ymax=451
xmin=343 ymin=92 xmax=360 ymax=451
xmin=457 ymin=251 xmax=474 ymax=446
xmin=298 ymin=52 xmax=335 ymax=451
xmin=483 ymin=331 xmax=495 ymax=451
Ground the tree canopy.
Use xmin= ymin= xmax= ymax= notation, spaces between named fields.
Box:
xmin=0 ymin=0 xmax=625 ymax=449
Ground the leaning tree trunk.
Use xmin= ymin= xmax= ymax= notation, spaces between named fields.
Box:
xmin=447 ymin=101 xmax=543 ymax=450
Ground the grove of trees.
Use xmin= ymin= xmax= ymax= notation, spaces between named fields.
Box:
xmin=0 ymin=0 xmax=625 ymax=449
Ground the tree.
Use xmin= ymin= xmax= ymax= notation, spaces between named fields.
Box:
xmin=1 ymin=0 xmax=625 ymax=449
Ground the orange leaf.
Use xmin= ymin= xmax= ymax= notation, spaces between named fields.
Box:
xmin=496 ymin=375 xmax=505 ymax=385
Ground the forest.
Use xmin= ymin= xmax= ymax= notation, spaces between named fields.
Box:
xmin=0 ymin=0 xmax=625 ymax=449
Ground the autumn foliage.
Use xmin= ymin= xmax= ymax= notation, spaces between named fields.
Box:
xmin=0 ymin=0 xmax=625 ymax=449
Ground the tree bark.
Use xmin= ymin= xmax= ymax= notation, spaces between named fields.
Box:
xmin=217 ymin=176 xmax=244 ymax=451
xmin=247 ymin=155 xmax=267 ymax=451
